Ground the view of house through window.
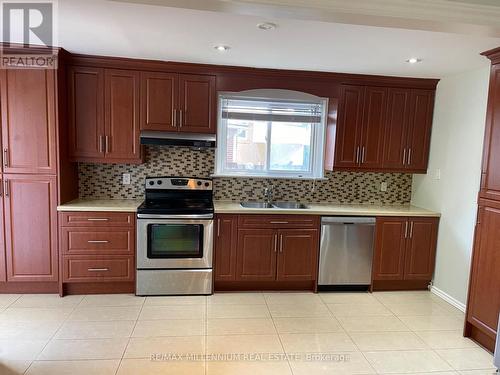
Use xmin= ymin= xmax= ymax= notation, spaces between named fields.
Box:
xmin=216 ymin=91 xmax=327 ymax=179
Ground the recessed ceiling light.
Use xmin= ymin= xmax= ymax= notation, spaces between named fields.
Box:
xmin=257 ymin=22 xmax=277 ymax=30
xmin=406 ymin=58 xmax=422 ymax=64
xmin=214 ymin=45 xmax=230 ymax=52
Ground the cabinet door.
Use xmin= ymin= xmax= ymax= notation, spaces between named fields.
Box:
xmin=276 ymin=229 xmax=318 ymax=281
xmin=104 ymin=69 xmax=142 ymax=163
xmin=383 ymin=88 xmax=410 ymax=169
xmin=140 ymin=72 xmax=177 ymax=131
xmin=404 ymin=218 xmax=439 ymax=280
xmin=373 ymin=217 xmax=407 ymax=280
xmin=236 ymin=229 xmax=277 ymax=281
xmin=4 ymin=175 xmax=58 ymax=282
xmin=0 ymin=174 xmax=5 ymax=282
xmin=214 ymin=215 xmax=238 ymax=281
xmin=406 ymin=89 xmax=435 ymax=172
xmin=178 ymin=74 xmax=216 ymax=134
xmin=0 ymin=69 xmax=57 ymax=174
xmin=467 ymin=205 xmax=500 ymax=336
xmin=334 ymin=85 xmax=364 ymax=168
xmin=68 ymin=66 xmax=105 ymax=161
xmin=359 ymin=87 xmax=387 ymax=169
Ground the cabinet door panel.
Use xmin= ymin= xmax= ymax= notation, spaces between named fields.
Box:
xmin=0 ymin=69 xmax=57 ymax=174
xmin=68 ymin=66 xmax=105 ymax=160
xmin=383 ymin=88 xmax=410 ymax=169
xmin=105 ymin=69 xmax=142 ymax=162
xmin=140 ymin=72 xmax=177 ymax=131
xmin=236 ymin=229 xmax=276 ymax=281
xmin=404 ymin=218 xmax=438 ymax=280
xmin=360 ymin=87 xmax=387 ymax=168
xmin=334 ymin=85 xmax=364 ymax=168
xmin=373 ymin=217 xmax=406 ymax=280
xmin=0 ymin=175 xmax=5 ymax=282
xmin=406 ymin=89 xmax=434 ymax=172
xmin=4 ymin=175 xmax=57 ymax=282
xmin=214 ymin=215 xmax=238 ymax=281
xmin=178 ymin=74 xmax=216 ymax=134
xmin=277 ymin=229 xmax=318 ymax=281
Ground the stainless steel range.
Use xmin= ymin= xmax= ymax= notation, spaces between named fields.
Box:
xmin=136 ymin=177 xmax=214 ymax=296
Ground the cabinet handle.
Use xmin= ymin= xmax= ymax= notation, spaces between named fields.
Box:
xmin=270 ymin=221 xmax=288 ymax=224
xmin=4 ymin=180 xmax=8 ymax=198
xmin=355 ymin=146 xmax=360 ymax=164
xmin=279 ymin=234 xmax=283 ymax=253
xmin=0 ymin=179 xmax=2 ymax=197
xmin=87 ymin=268 xmax=109 ymax=272
xmin=403 ymin=148 xmax=407 ymax=165
xmin=404 ymin=221 xmax=408 ymax=238
xmin=407 ymin=148 xmax=412 ymax=165
xmin=99 ymin=136 xmax=104 ymax=153
xmin=409 ymin=221 xmax=414 ymax=238
xmin=105 ymin=136 xmax=110 ymax=153
xmin=361 ymin=146 xmax=366 ymax=164
xmin=274 ymin=234 xmax=278 ymax=253
xmin=87 ymin=240 xmax=109 ymax=244
xmin=179 ymin=110 xmax=183 ymax=128
xmin=3 ymin=149 xmax=8 ymax=167
xmin=172 ymin=109 xmax=177 ymax=127
xmin=217 ymin=219 xmax=220 ymax=237
xmin=87 ymin=218 xmax=109 ymax=221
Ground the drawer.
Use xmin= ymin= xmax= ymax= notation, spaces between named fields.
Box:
xmin=60 ymin=227 xmax=135 ymax=255
xmin=238 ymin=215 xmax=320 ymax=229
xmin=63 ymin=256 xmax=134 ymax=282
xmin=60 ymin=212 xmax=135 ymax=227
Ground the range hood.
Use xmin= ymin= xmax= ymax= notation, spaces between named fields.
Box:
xmin=140 ymin=131 xmax=216 ymax=148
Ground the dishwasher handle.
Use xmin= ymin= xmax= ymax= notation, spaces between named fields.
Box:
xmin=321 ymin=216 xmax=376 ymax=225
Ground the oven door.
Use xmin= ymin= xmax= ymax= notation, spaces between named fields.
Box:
xmin=137 ymin=217 xmax=213 ymax=269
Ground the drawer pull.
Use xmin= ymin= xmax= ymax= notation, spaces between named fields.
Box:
xmin=88 ymin=268 xmax=109 ymax=272
xmin=87 ymin=240 xmax=109 ymax=244
xmin=87 ymin=218 xmax=109 ymax=221
xmin=270 ymin=221 xmax=289 ymax=224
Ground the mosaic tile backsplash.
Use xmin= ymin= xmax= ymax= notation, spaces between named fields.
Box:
xmin=79 ymin=146 xmax=412 ymax=205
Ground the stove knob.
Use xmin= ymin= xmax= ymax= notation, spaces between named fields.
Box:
xmin=197 ymin=181 xmax=202 ymax=186
xmin=157 ymin=180 xmax=162 ymax=185
xmin=204 ymin=182 xmax=210 ymax=187
xmin=148 ymin=181 xmax=155 ymax=186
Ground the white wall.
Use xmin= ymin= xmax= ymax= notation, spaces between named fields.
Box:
xmin=411 ymin=66 xmax=490 ymax=306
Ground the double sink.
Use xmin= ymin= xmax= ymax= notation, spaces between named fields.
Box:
xmin=240 ymin=201 xmax=310 ymax=209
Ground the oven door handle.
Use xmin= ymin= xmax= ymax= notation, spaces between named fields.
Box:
xmin=137 ymin=214 xmax=214 ymax=219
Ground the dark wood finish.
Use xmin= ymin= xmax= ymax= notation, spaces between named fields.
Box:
xmin=60 ymin=227 xmax=134 ymax=256
xmin=214 ymin=215 xmax=238 ymax=281
xmin=63 ymin=281 xmax=134 ymax=295
xmin=373 ymin=217 xmax=407 ymax=281
xmin=214 ymin=280 xmax=315 ymax=292
xmin=464 ymin=323 xmax=496 ymax=353
xmin=63 ymin=256 xmax=134 ymax=282
xmin=404 ymin=217 xmax=439 ymax=280
xmin=238 ymin=215 xmax=319 ymax=229
xmin=0 ymin=175 xmax=5 ymax=283
xmin=140 ymin=71 xmax=177 ymax=131
xmin=104 ymin=69 xmax=142 ymax=163
xmin=0 ymin=69 xmax=57 ymax=174
xmin=59 ymin=211 xmax=135 ymax=227
xmin=372 ymin=279 xmax=431 ymax=291
xmin=383 ymin=88 xmax=410 ymax=169
xmin=4 ymin=175 xmax=58 ymax=282
xmin=0 ymin=281 xmax=58 ymax=293
xmin=67 ymin=66 xmax=105 ymax=161
xmin=235 ymin=229 xmax=277 ymax=281
xmin=178 ymin=74 xmax=216 ymax=133
xmin=360 ymin=87 xmax=387 ymax=169
xmin=276 ymin=229 xmax=318 ymax=281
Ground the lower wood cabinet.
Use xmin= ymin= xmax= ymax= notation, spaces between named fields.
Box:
xmin=214 ymin=214 xmax=320 ymax=288
xmin=372 ymin=216 xmax=439 ymax=288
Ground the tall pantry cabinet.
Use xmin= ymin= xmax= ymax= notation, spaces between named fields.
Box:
xmin=465 ymin=46 xmax=500 ymax=352
xmin=0 ymin=48 xmax=77 ymax=293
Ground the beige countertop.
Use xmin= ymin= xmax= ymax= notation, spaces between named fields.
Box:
xmin=214 ymin=201 xmax=440 ymax=217
xmin=57 ymin=199 xmax=143 ymax=212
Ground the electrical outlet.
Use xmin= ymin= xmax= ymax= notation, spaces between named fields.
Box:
xmin=380 ymin=182 xmax=388 ymax=192
xmin=434 ymin=169 xmax=441 ymax=180
xmin=122 ymin=173 xmax=131 ymax=185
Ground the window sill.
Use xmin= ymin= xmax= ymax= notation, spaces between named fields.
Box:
xmin=211 ymin=174 xmax=328 ymax=181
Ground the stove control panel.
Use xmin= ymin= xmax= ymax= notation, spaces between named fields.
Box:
xmin=145 ymin=177 xmax=212 ymax=191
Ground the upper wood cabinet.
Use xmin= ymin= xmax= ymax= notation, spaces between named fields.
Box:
xmin=373 ymin=216 xmax=439 ymax=283
xmin=0 ymin=69 xmax=57 ymax=174
xmin=68 ymin=67 xmax=142 ymax=164
xmin=335 ymin=85 xmax=435 ymax=173
xmin=140 ymin=72 xmax=216 ymax=134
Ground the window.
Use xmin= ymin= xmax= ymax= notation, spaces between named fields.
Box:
xmin=216 ymin=90 xmax=327 ymax=179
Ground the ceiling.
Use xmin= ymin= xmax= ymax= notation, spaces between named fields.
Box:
xmin=54 ymin=0 xmax=500 ymax=78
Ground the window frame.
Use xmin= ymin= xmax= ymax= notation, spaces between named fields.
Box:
xmin=215 ymin=90 xmax=328 ymax=180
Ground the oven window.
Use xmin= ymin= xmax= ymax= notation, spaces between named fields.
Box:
xmin=147 ymin=224 xmax=204 ymax=258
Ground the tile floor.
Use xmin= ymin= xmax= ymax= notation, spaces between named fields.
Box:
xmin=0 ymin=291 xmax=495 ymax=375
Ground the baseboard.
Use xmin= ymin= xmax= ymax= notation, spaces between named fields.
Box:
xmin=430 ymin=285 xmax=466 ymax=312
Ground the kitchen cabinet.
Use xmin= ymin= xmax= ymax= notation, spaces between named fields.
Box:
xmin=4 ymin=175 xmax=58 ymax=282
xmin=214 ymin=215 xmax=238 ymax=281
xmin=0 ymin=174 xmax=5 ymax=283
xmin=68 ymin=67 xmax=142 ymax=164
xmin=140 ymin=72 xmax=216 ymax=133
xmin=236 ymin=229 xmax=277 ymax=281
xmin=276 ymin=229 xmax=318 ymax=281
xmin=372 ymin=216 xmax=438 ymax=286
xmin=0 ymin=69 xmax=57 ymax=174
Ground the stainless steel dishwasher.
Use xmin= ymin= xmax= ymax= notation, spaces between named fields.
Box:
xmin=318 ymin=216 xmax=376 ymax=290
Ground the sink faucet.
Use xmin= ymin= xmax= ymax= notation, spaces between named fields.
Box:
xmin=263 ymin=184 xmax=274 ymax=204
